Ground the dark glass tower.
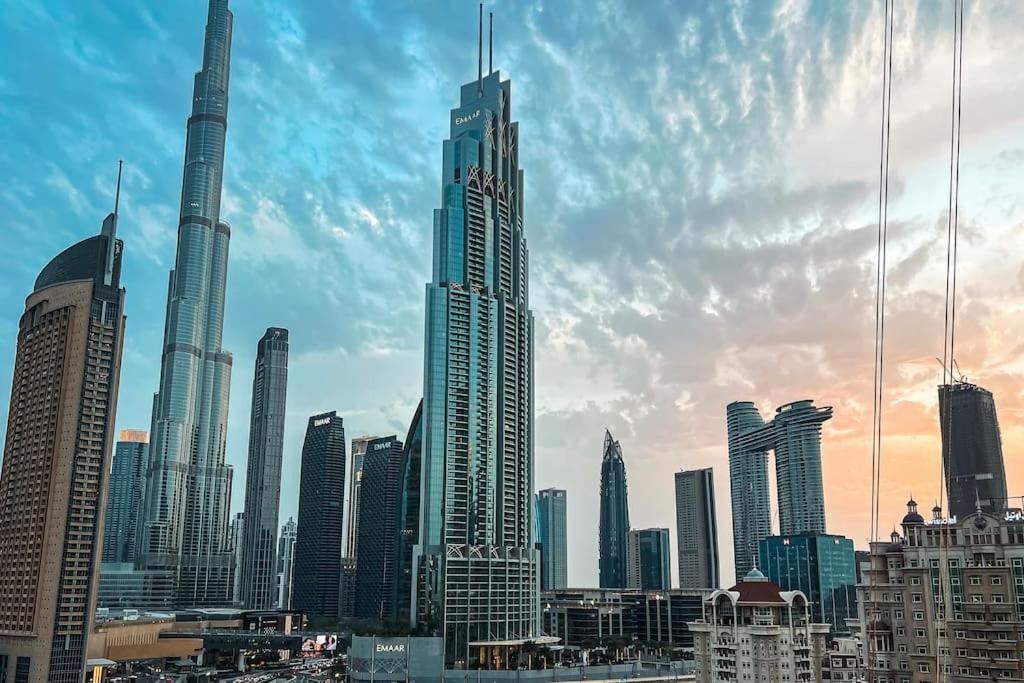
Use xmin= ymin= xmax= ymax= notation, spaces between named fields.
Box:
xmin=599 ymin=430 xmax=630 ymax=588
xmin=354 ymin=436 xmax=405 ymax=620
xmin=293 ymin=412 xmax=346 ymax=621
xmin=674 ymin=468 xmax=719 ymax=589
xmin=939 ymin=381 xmax=1008 ymax=518
xmin=414 ymin=39 xmax=538 ymax=662
xmin=240 ymin=327 xmax=289 ymax=609
xmin=626 ymin=528 xmax=671 ymax=590
xmin=139 ymin=0 xmax=236 ymax=607
xmin=537 ymin=488 xmax=568 ymax=590
xmin=103 ymin=430 xmax=149 ymax=564
xmin=394 ymin=400 xmax=422 ymax=624
xmin=0 ymin=196 xmax=126 ymax=683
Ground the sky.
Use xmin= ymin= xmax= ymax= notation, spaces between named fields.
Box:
xmin=2 ymin=0 xmax=1024 ymax=589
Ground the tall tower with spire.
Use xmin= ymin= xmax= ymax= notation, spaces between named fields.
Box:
xmin=599 ymin=429 xmax=630 ymax=588
xmin=138 ymin=0 xmax=236 ymax=607
xmin=413 ymin=5 xmax=540 ymax=664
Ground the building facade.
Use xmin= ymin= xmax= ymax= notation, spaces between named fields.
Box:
xmin=293 ymin=412 xmax=346 ymax=621
xmin=139 ymin=0 xmax=237 ymax=607
xmin=354 ymin=436 xmax=405 ymax=620
xmin=759 ymin=533 xmax=857 ymax=636
xmin=727 ymin=399 xmax=832 ymax=577
xmin=413 ymin=55 xmax=539 ymax=663
xmin=675 ymin=468 xmax=719 ymax=590
xmin=600 ymin=430 xmax=631 ymax=588
xmin=345 ymin=435 xmax=378 ymax=559
xmin=627 ymin=529 xmax=672 ymax=591
xmin=240 ymin=327 xmax=289 ymax=609
xmin=690 ymin=569 xmax=829 ymax=683
xmin=0 ymin=202 xmax=127 ymax=682
xmin=542 ymin=588 xmax=708 ymax=650
xmin=939 ymin=381 xmax=1008 ymax=518
xmin=394 ymin=401 xmax=423 ymax=624
xmin=229 ymin=512 xmax=245 ymax=603
xmin=537 ymin=488 xmax=568 ymax=591
xmin=276 ymin=517 xmax=297 ymax=609
xmin=103 ymin=430 xmax=149 ymax=564
xmin=859 ymin=500 xmax=1024 ymax=682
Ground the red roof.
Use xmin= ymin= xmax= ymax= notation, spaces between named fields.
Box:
xmin=727 ymin=579 xmax=786 ymax=603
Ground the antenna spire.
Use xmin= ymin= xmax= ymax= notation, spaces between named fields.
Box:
xmin=100 ymin=159 xmax=123 ymax=287
xmin=489 ymin=11 xmax=493 ymax=75
xmin=477 ymin=3 xmax=483 ymax=92
xmin=114 ymin=159 xmax=123 ymax=220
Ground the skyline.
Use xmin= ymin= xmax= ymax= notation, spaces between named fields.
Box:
xmin=3 ymin=0 xmax=1024 ymax=589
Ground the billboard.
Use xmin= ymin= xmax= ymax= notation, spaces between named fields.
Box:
xmin=301 ymin=634 xmax=338 ymax=655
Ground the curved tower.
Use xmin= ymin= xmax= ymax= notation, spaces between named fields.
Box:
xmin=726 ymin=401 xmax=770 ymax=579
xmin=599 ymin=430 xmax=630 ymax=588
xmin=939 ymin=381 xmax=1007 ymax=517
xmin=414 ymin=27 xmax=539 ymax=662
xmin=139 ymin=0 xmax=236 ymax=606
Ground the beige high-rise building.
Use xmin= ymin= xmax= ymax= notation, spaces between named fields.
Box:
xmin=0 ymin=201 xmax=127 ymax=683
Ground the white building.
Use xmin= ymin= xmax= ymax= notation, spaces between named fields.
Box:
xmin=690 ymin=568 xmax=830 ymax=683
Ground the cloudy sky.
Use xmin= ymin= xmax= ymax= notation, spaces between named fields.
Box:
xmin=2 ymin=0 xmax=1024 ymax=588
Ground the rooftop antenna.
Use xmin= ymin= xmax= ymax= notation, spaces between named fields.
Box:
xmin=477 ymin=3 xmax=483 ymax=93
xmin=101 ymin=159 xmax=123 ymax=286
xmin=489 ymin=11 xmax=493 ymax=75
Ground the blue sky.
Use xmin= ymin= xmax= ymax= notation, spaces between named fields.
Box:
xmin=3 ymin=0 xmax=1024 ymax=587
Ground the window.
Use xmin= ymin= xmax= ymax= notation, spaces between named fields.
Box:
xmin=991 ymin=576 xmax=1003 ymax=585
xmin=910 ymin=577 xmax=921 ymax=586
xmin=955 ymin=630 xmax=966 ymax=639
xmin=918 ymin=663 xmax=930 ymax=673
xmin=898 ymin=645 xmax=907 ymax=653
xmin=895 ymin=610 xmax=904 ymax=619
xmin=912 ymin=593 xmax=923 ymax=603
xmin=971 ymin=595 xmax=983 ymax=603
xmin=957 ymin=648 xmax=967 ymax=656
xmin=896 ymin=628 xmax=905 ymax=636
xmin=994 ymin=594 xmax=1006 ymax=603
xmin=914 ymin=611 xmax=924 ymax=620
xmin=915 ymin=629 xmax=926 ymax=638
xmin=969 ymin=576 xmax=981 ymax=585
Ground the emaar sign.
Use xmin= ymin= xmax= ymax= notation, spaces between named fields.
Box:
xmin=376 ymin=643 xmax=406 ymax=654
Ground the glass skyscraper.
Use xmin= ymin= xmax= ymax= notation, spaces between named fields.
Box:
xmin=413 ymin=54 xmax=539 ymax=663
xmin=626 ymin=528 xmax=671 ymax=590
xmin=674 ymin=468 xmax=719 ymax=589
xmin=599 ymin=430 xmax=630 ymax=588
xmin=240 ymin=327 xmax=289 ymax=609
xmin=139 ymin=0 xmax=236 ymax=607
xmin=394 ymin=400 xmax=422 ymax=624
xmin=354 ymin=436 xmax=405 ymax=620
xmin=537 ymin=488 xmax=568 ymax=590
xmin=293 ymin=412 xmax=347 ymax=621
xmin=727 ymin=399 xmax=832 ymax=578
xmin=276 ymin=516 xmax=297 ymax=610
xmin=759 ymin=533 xmax=857 ymax=636
xmin=345 ymin=435 xmax=378 ymax=559
xmin=939 ymin=381 xmax=1008 ymax=518
xmin=103 ymin=430 xmax=149 ymax=565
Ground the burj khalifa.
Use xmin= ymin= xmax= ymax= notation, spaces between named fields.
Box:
xmin=138 ymin=0 xmax=236 ymax=607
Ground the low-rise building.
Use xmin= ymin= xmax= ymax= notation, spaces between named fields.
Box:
xmin=690 ymin=568 xmax=829 ymax=683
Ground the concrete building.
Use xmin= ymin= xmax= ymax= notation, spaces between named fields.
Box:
xmin=139 ymin=0 xmax=237 ymax=607
xmin=859 ymin=499 xmax=1024 ymax=681
xmin=627 ymin=528 xmax=672 ymax=590
xmin=293 ymin=412 xmax=346 ymax=621
xmin=759 ymin=533 xmax=857 ymax=636
xmin=239 ymin=327 xmax=289 ymax=609
xmin=675 ymin=468 xmax=719 ymax=589
xmin=690 ymin=569 xmax=829 ymax=683
xmin=413 ymin=33 xmax=541 ymax=663
xmin=537 ymin=488 xmax=569 ymax=590
xmin=0 ymin=190 xmax=127 ymax=682
xmin=599 ymin=430 xmax=631 ymax=588
xmin=939 ymin=381 xmax=1008 ymax=518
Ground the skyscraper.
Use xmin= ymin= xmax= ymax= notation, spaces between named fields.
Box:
xmin=240 ymin=327 xmax=289 ymax=609
xmin=229 ymin=512 xmax=245 ymax=604
xmin=759 ymin=533 xmax=857 ymax=636
xmin=139 ymin=0 xmax=237 ymax=607
xmin=727 ymin=399 xmax=832 ymax=577
xmin=674 ymin=468 xmax=719 ymax=589
xmin=293 ymin=412 xmax=346 ymax=621
xmin=726 ymin=401 xmax=770 ymax=579
xmin=0 ymin=188 xmax=126 ymax=683
xmin=276 ymin=517 xmax=297 ymax=609
xmin=626 ymin=528 xmax=671 ymax=590
xmin=345 ymin=435 xmax=378 ymax=559
xmin=354 ymin=436 xmax=405 ymax=620
xmin=394 ymin=400 xmax=422 ymax=624
xmin=537 ymin=488 xmax=568 ymax=590
xmin=413 ymin=28 xmax=539 ymax=662
xmin=599 ymin=430 xmax=630 ymax=588
xmin=103 ymin=430 xmax=149 ymax=565
xmin=939 ymin=381 xmax=1008 ymax=518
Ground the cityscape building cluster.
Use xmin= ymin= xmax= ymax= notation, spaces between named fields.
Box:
xmin=0 ymin=0 xmax=1018 ymax=680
